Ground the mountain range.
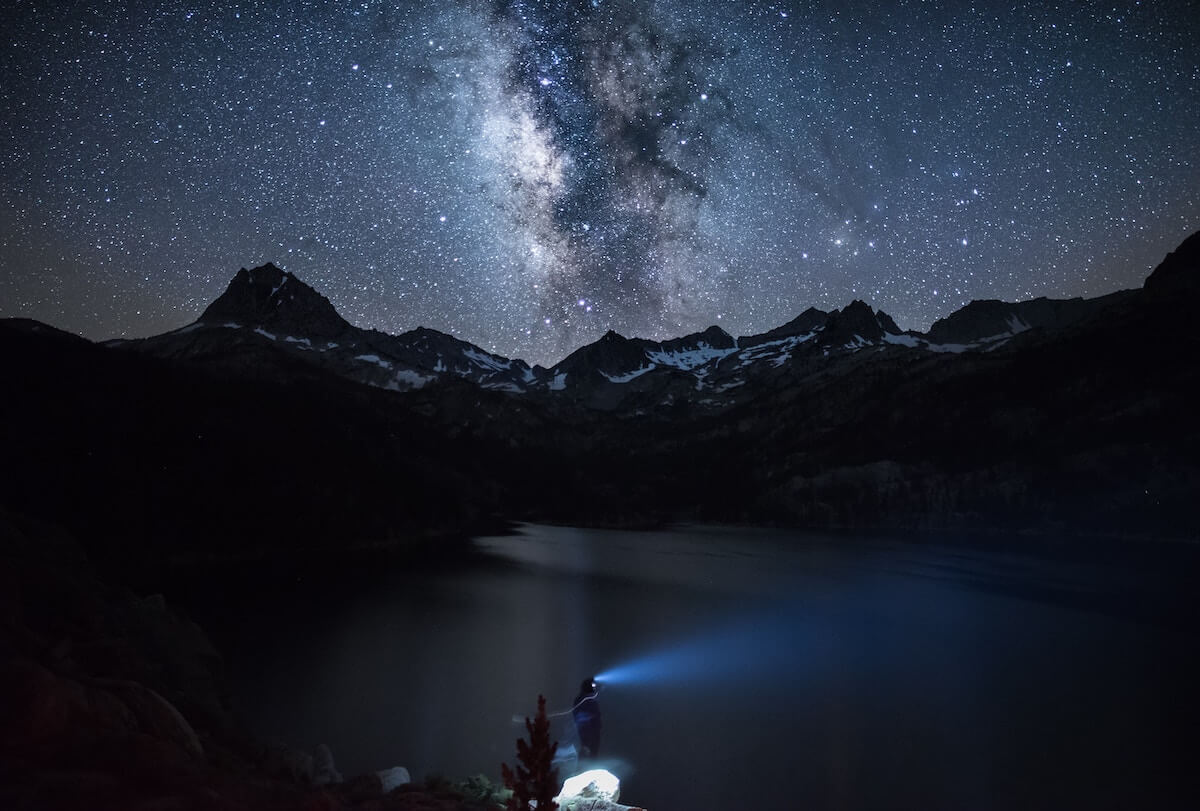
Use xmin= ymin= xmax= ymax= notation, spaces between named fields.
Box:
xmin=104 ymin=259 xmax=1138 ymax=413
xmin=3 ymin=230 xmax=1198 ymax=573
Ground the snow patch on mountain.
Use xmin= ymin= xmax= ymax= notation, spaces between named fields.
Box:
xmin=962 ymin=315 xmax=1032 ymax=347
xmin=737 ymin=333 xmax=815 ymax=365
xmin=464 ymin=347 xmax=511 ymax=372
xmin=925 ymin=342 xmax=970 ymax=354
xmin=389 ymin=369 xmax=431 ymax=389
xmin=483 ymin=381 xmax=524 ymax=393
xmin=645 ymin=342 xmax=736 ymax=371
xmin=355 ymin=354 xmax=391 ymax=368
xmin=601 ymin=364 xmax=656 ymax=383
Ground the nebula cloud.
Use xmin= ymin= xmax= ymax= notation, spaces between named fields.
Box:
xmin=1 ymin=0 xmax=1195 ymax=365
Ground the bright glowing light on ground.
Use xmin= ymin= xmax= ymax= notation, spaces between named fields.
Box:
xmin=556 ymin=768 xmax=620 ymax=803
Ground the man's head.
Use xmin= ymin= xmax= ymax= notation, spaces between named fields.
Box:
xmin=580 ymin=677 xmax=597 ymax=695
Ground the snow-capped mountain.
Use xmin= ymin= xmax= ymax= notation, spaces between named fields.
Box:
xmin=112 ymin=263 xmax=538 ymax=393
xmin=111 ymin=259 xmax=1148 ymax=412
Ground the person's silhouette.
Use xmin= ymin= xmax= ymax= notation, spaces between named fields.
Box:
xmin=572 ymin=677 xmax=602 ymax=758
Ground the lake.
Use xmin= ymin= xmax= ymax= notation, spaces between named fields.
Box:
xmin=189 ymin=524 xmax=1198 ymax=809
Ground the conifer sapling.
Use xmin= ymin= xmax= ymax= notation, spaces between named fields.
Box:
xmin=501 ymin=694 xmax=559 ymax=811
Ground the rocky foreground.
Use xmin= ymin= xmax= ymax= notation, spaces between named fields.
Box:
xmin=0 ymin=510 xmax=506 ymax=811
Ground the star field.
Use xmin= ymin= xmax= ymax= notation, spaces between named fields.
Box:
xmin=1 ymin=0 xmax=1197 ymax=365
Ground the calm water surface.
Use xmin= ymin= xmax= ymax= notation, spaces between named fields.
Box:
xmin=196 ymin=524 xmax=1198 ymax=809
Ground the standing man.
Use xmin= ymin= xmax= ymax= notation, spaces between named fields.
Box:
xmin=572 ymin=677 xmax=602 ymax=759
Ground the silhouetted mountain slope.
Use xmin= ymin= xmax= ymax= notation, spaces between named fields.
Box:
xmin=117 ymin=264 xmax=538 ymax=394
xmin=2 ymin=230 xmax=1198 ymax=570
xmin=925 ymin=291 xmax=1135 ymax=345
xmin=738 ymin=306 xmax=830 ymax=348
xmin=199 ymin=262 xmax=351 ymax=339
xmin=1144 ymin=228 xmax=1200 ymax=294
xmin=0 ymin=319 xmax=527 ymax=578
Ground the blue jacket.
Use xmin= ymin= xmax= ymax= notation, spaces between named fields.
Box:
xmin=573 ymin=690 xmax=602 ymax=739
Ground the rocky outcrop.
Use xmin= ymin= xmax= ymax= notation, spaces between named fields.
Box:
xmin=314 ymin=743 xmax=344 ymax=786
xmin=200 ymin=262 xmax=351 ymax=339
xmin=0 ymin=659 xmax=203 ymax=759
xmin=0 ymin=511 xmax=510 ymax=810
xmin=818 ymin=299 xmax=900 ymax=346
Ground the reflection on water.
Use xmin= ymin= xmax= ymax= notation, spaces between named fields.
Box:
xmin=200 ymin=524 xmax=1197 ymax=809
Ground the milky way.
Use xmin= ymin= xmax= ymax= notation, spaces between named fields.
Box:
xmin=2 ymin=1 xmax=1197 ymax=364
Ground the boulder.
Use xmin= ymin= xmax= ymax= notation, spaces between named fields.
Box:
xmin=556 ymin=769 xmax=648 ymax=810
xmin=94 ymin=678 xmax=204 ymax=759
xmin=261 ymin=740 xmax=314 ymax=784
xmin=0 ymin=658 xmax=136 ymax=747
xmin=376 ymin=766 xmax=411 ymax=792
xmin=0 ymin=659 xmax=203 ymax=767
xmin=312 ymin=742 xmax=342 ymax=786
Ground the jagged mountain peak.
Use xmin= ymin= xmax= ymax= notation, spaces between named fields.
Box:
xmin=553 ymin=328 xmax=646 ymax=377
xmin=199 ymin=263 xmax=349 ymax=339
xmin=553 ymin=323 xmax=737 ymax=379
xmin=738 ymin=306 xmax=830 ymax=348
xmin=246 ymin=262 xmax=286 ymax=284
xmin=820 ymin=299 xmax=900 ymax=344
xmin=660 ymin=324 xmax=735 ymax=353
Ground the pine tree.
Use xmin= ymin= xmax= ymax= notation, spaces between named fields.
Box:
xmin=501 ymin=694 xmax=559 ymax=811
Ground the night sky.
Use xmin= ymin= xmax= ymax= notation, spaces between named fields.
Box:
xmin=2 ymin=1 xmax=1197 ymax=365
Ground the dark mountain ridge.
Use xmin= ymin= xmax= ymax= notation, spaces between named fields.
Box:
xmin=112 ymin=257 xmax=1138 ymax=415
xmin=2 ymin=230 xmax=1198 ymax=578
xmin=925 ymin=290 xmax=1135 ymax=345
